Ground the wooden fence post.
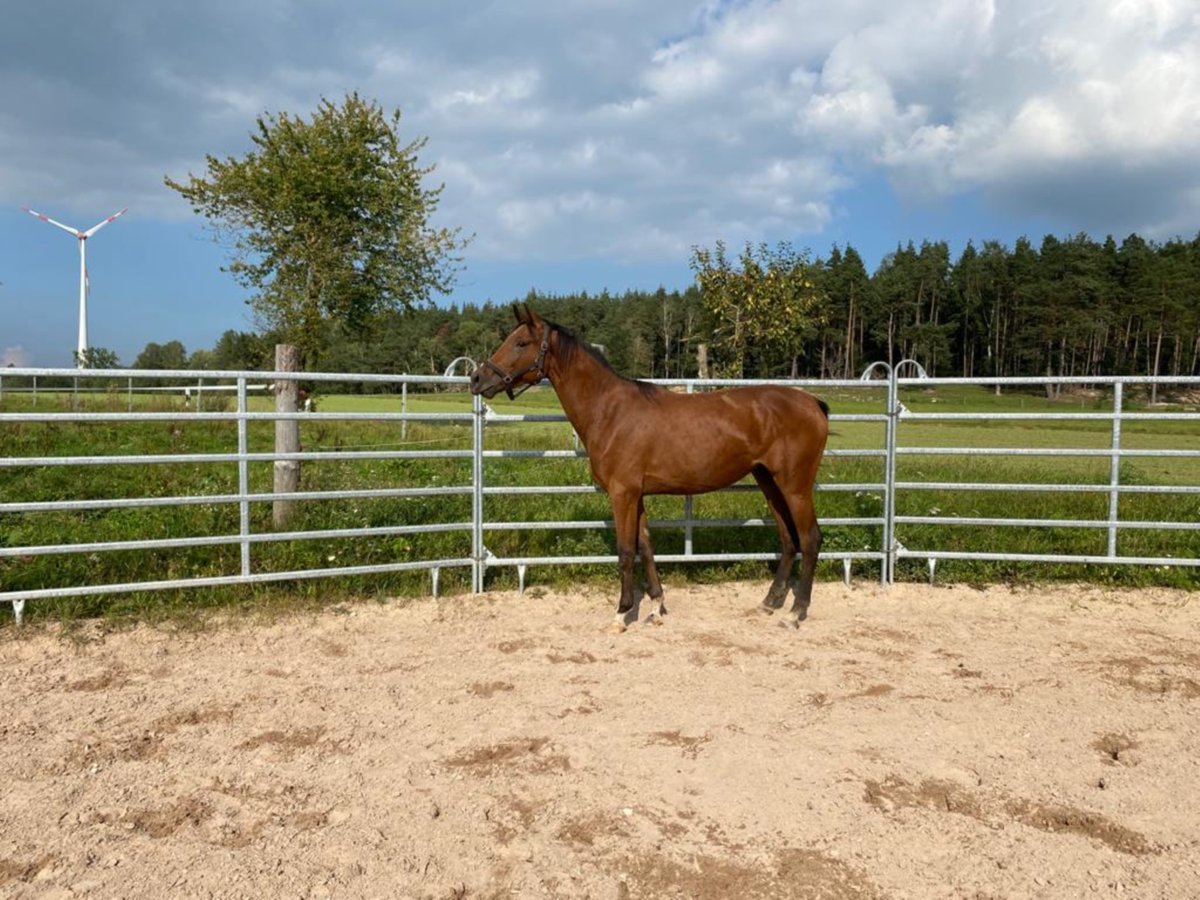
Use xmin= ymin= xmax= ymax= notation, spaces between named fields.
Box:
xmin=274 ymin=344 xmax=301 ymax=528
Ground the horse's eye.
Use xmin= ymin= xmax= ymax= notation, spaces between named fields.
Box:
xmin=516 ymin=340 xmax=529 ymax=349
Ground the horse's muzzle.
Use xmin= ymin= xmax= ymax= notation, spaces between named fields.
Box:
xmin=469 ymin=368 xmax=501 ymax=398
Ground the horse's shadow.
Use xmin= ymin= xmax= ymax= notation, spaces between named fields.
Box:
xmin=621 ymin=585 xmax=659 ymax=625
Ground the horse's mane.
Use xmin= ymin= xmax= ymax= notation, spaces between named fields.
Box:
xmin=548 ymin=320 xmax=661 ymax=400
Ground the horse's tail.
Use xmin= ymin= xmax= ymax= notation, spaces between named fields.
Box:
xmin=812 ymin=395 xmax=834 ymax=437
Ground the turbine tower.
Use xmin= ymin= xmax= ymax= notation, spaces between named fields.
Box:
xmin=23 ymin=206 xmax=127 ymax=366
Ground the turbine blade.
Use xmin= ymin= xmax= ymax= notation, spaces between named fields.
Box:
xmin=84 ymin=208 xmax=128 ymax=238
xmin=22 ymin=206 xmax=82 ymax=237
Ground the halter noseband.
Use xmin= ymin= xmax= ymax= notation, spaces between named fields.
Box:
xmin=481 ymin=334 xmax=549 ymax=400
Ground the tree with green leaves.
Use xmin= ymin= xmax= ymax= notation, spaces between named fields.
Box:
xmin=133 ymin=340 xmax=188 ymax=370
xmin=690 ymin=241 xmax=825 ymax=378
xmin=950 ymin=241 xmax=984 ymax=378
xmin=820 ymin=244 xmax=873 ymax=378
xmin=165 ymin=93 xmax=469 ymax=361
xmin=209 ymin=330 xmax=271 ymax=371
xmin=73 ymin=347 xmax=120 ymax=369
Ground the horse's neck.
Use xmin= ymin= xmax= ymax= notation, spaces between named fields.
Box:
xmin=546 ymin=340 xmax=624 ymax=446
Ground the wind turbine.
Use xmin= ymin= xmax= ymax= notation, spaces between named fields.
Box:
xmin=23 ymin=206 xmax=127 ymax=367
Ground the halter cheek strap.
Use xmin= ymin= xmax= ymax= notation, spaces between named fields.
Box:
xmin=481 ymin=337 xmax=549 ymax=400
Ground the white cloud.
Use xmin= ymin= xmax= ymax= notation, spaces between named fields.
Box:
xmin=439 ymin=0 xmax=1200 ymax=247
xmin=788 ymin=0 xmax=1200 ymax=234
xmin=2 ymin=345 xmax=31 ymax=367
xmin=645 ymin=43 xmax=729 ymax=101
xmin=2 ymin=0 xmax=1197 ymax=266
xmin=430 ymin=68 xmax=541 ymax=113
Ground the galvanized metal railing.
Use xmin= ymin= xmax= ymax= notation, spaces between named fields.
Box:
xmin=887 ymin=372 xmax=1200 ymax=582
xmin=0 ymin=368 xmax=481 ymax=625
xmin=2 ymin=366 xmax=1198 ymax=624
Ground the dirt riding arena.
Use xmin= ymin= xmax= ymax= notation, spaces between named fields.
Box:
xmin=2 ymin=581 xmax=1199 ymax=899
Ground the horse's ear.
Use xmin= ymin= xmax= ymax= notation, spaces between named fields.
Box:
xmin=512 ymin=303 xmax=525 ymax=325
xmin=524 ymin=304 xmax=543 ymax=329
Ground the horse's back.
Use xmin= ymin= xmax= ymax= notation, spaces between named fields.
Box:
xmin=685 ymin=384 xmax=827 ymax=438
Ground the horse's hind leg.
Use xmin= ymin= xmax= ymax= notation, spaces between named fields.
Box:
xmin=753 ymin=466 xmax=798 ymax=612
xmin=638 ymin=499 xmax=667 ymax=624
xmin=780 ymin=487 xmax=822 ymax=629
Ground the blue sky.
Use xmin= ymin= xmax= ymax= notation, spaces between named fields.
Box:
xmin=2 ymin=0 xmax=1197 ymax=367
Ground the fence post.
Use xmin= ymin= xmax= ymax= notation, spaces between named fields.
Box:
xmin=472 ymin=389 xmax=485 ymax=593
xmin=402 ymin=382 xmax=408 ymax=443
xmin=684 ymin=381 xmax=695 ymax=558
xmin=883 ymin=366 xmax=899 ymax=584
xmin=1107 ymin=382 xmax=1123 ymax=558
xmin=238 ymin=377 xmax=252 ymax=576
xmin=273 ymin=344 xmax=301 ymax=529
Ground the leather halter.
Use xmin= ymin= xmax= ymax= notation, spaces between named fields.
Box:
xmin=480 ymin=335 xmax=549 ymax=400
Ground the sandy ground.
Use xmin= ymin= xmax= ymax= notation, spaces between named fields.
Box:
xmin=2 ymin=580 xmax=1199 ymax=900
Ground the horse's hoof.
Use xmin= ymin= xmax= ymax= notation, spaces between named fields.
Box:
xmin=646 ymin=614 xmax=664 ymax=627
xmin=778 ymin=616 xmax=801 ymax=631
xmin=758 ymin=604 xmax=776 ymax=616
xmin=607 ymin=622 xmax=628 ymax=635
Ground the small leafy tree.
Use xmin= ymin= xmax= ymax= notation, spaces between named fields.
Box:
xmin=133 ymin=340 xmax=188 ymax=370
xmin=209 ymin=330 xmax=271 ymax=371
xmin=73 ymin=347 xmax=120 ymax=369
xmin=166 ymin=93 xmax=469 ymax=361
xmin=690 ymin=241 xmax=825 ymax=377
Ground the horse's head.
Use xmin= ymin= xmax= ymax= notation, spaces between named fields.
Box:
xmin=470 ymin=304 xmax=550 ymax=400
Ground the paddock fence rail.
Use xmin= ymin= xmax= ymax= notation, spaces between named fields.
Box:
xmin=1 ymin=366 xmax=1198 ymax=624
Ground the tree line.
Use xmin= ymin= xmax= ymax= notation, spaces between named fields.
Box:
xmin=96 ymin=229 xmax=1196 ymax=393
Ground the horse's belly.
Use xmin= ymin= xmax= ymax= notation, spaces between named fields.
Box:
xmin=642 ymin=453 xmax=752 ymax=495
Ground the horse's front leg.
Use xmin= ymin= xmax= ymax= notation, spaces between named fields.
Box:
xmin=608 ymin=489 xmax=641 ymax=634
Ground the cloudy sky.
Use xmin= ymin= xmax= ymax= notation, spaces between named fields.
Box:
xmin=2 ymin=0 xmax=1198 ymax=366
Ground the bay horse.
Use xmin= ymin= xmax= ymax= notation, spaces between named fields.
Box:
xmin=471 ymin=305 xmax=829 ymax=633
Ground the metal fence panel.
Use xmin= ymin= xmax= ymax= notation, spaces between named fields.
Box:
xmin=888 ymin=370 xmax=1200 ymax=582
xmin=1 ymin=365 xmax=1198 ymax=624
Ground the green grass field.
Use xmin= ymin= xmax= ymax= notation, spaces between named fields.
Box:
xmin=2 ymin=382 xmax=1197 ymax=625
